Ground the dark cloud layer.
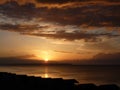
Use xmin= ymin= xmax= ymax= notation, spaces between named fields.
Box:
xmin=0 ymin=24 xmax=46 ymax=33
xmin=0 ymin=0 xmax=120 ymax=41
xmin=0 ymin=1 xmax=119 ymax=26
xmin=36 ymin=0 xmax=120 ymax=3
xmin=93 ymin=52 xmax=120 ymax=60
xmin=0 ymin=55 xmax=43 ymax=65
xmin=0 ymin=2 xmax=36 ymax=20
xmin=0 ymin=24 xmax=119 ymax=42
xmin=70 ymin=52 xmax=120 ymax=65
xmin=92 ymin=52 xmax=120 ymax=65
xmin=28 ymin=30 xmax=119 ymax=41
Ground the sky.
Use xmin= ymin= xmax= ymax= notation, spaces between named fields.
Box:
xmin=0 ymin=0 xmax=120 ymax=64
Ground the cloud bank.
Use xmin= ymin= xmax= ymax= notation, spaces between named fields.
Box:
xmin=0 ymin=0 xmax=119 ymax=42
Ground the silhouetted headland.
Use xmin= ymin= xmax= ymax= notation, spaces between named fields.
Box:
xmin=0 ymin=72 xmax=119 ymax=90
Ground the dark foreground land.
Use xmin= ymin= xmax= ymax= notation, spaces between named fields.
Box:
xmin=0 ymin=72 xmax=119 ymax=90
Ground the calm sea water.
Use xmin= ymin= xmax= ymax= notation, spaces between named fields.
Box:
xmin=0 ymin=65 xmax=120 ymax=86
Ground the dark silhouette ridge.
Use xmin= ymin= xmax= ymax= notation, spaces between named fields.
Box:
xmin=0 ymin=72 xmax=119 ymax=90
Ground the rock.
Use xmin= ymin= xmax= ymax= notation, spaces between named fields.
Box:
xmin=0 ymin=72 xmax=119 ymax=90
xmin=98 ymin=84 xmax=120 ymax=90
xmin=77 ymin=84 xmax=97 ymax=90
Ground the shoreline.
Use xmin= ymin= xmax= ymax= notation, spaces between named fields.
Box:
xmin=0 ymin=72 xmax=120 ymax=90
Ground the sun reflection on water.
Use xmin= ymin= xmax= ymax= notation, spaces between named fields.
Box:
xmin=44 ymin=66 xmax=49 ymax=78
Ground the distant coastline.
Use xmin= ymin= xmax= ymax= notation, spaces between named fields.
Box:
xmin=0 ymin=63 xmax=120 ymax=66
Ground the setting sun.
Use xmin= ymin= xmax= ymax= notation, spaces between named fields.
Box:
xmin=44 ymin=58 xmax=49 ymax=62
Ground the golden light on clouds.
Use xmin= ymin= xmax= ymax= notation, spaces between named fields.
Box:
xmin=34 ymin=50 xmax=52 ymax=61
xmin=42 ymin=51 xmax=51 ymax=61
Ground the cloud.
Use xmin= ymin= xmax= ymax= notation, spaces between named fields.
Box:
xmin=0 ymin=24 xmax=48 ymax=33
xmin=36 ymin=0 xmax=120 ymax=3
xmin=70 ymin=52 xmax=120 ymax=65
xmin=77 ymin=36 xmax=120 ymax=54
xmin=0 ymin=1 xmax=120 ymax=42
xmin=91 ymin=52 xmax=120 ymax=65
xmin=93 ymin=52 xmax=120 ymax=60
xmin=14 ymin=54 xmax=36 ymax=59
xmin=0 ymin=23 xmax=119 ymax=42
xmin=0 ymin=1 xmax=119 ymax=26
xmin=0 ymin=55 xmax=43 ymax=65
xmin=54 ymin=50 xmax=73 ymax=54
xmin=0 ymin=1 xmax=37 ymax=20
xmin=28 ymin=30 xmax=119 ymax=42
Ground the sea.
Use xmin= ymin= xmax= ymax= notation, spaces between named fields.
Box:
xmin=0 ymin=65 xmax=120 ymax=86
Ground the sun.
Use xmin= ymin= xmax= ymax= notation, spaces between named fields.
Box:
xmin=44 ymin=58 xmax=49 ymax=62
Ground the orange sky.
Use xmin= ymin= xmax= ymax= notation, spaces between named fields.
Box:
xmin=0 ymin=0 xmax=120 ymax=63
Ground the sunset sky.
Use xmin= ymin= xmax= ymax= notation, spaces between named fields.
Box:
xmin=0 ymin=0 xmax=120 ymax=64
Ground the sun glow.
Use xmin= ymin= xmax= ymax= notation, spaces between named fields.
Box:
xmin=34 ymin=50 xmax=53 ymax=61
xmin=44 ymin=58 xmax=49 ymax=62
xmin=44 ymin=73 xmax=48 ymax=78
